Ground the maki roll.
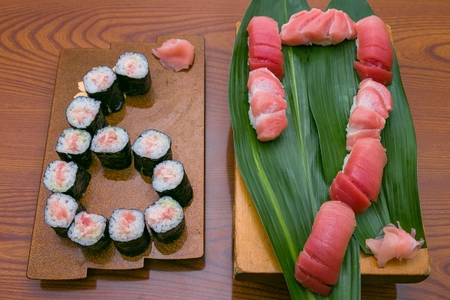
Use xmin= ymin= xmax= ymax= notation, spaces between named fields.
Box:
xmin=152 ymin=160 xmax=193 ymax=207
xmin=66 ymin=96 xmax=108 ymax=135
xmin=44 ymin=193 xmax=85 ymax=237
xmin=83 ymin=66 xmax=125 ymax=115
xmin=115 ymin=52 xmax=151 ymax=96
xmin=91 ymin=126 xmax=132 ymax=170
xmin=68 ymin=211 xmax=111 ymax=251
xmin=56 ymin=128 xmax=92 ymax=169
xmin=109 ymin=208 xmax=150 ymax=256
xmin=144 ymin=196 xmax=185 ymax=243
xmin=132 ymin=129 xmax=172 ymax=177
xmin=43 ymin=160 xmax=91 ymax=200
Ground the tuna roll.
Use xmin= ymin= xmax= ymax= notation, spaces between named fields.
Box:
xmin=43 ymin=160 xmax=91 ymax=200
xmin=44 ymin=193 xmax=85 ymax=237
xmin=144 ymin=196 xmax=185 ymax=243
xmin=56 ymin=128 xmax=92 ymax=169
xmin=109 ymin=208 xmax=150 ymax=256
xmin=66 ymin=96 xmax=108 ymax=135
xmin=68 ymin=211 xmax=110 ymax=251
xmin=91 ymin=126 xmax=132 ymax=170
xmin=132 ymin=129 xmax=172 ymax=177
xmin=115 ymin=52 xmax=151 ymax=96
xmin=83 ymin=66 xmax=125 ymax=115
xmin=152 ymin=160 xmax=193 ymax=207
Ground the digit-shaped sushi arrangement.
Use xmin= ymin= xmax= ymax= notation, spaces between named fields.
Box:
xmin=242 ymin=10 xmax=424 ymax=297
xmin=42 ymin=45 xmax=197 ymax=258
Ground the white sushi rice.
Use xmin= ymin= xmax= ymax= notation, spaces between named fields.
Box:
xmin=144 ymin=196 xmax=184 ymax=234
xmin=115 ymin=52 xmax=149 ymax=79
xmin=152 ymin=160 xmax=184 ymax=192
xmin=66 ymin=96 xmax=101 ymax=128
xmin=132 ymin=130 xmax=170 ymax=159
xmin=56 ymin=128 xmax=91 ymax=154
xmin=91 ymin=126 xmax=129 ymax=153
xmin=43 ymin=160 xmax=78 ymax=193
xmin=68 ymin=211 xmax=107 ymax=246
xmin=44 ymin=193 xmax=79 ymax=228
xmin=109 ymin=209 xmax=145 ymax=242
xmin=83 ymin=66 xmax=116 ymax=93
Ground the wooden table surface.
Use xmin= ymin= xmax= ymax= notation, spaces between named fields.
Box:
xmin=1 ymin=0 xmax=449 ymax=299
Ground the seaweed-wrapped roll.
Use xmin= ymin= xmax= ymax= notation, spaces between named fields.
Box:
xmin=144 ymin=196 xmax=185 ymax=243
xmin=132 ymin=129 xmax=172 ymax=177
xmin=43 ymin=160 xmax=91 ymax=200
xmin=152 ymin=160 xmax=193 ymax=207
xmin=44 ymin=193 xmax=85 ymax=237
xmin=115 ymin=52 xmax=151 ymax=96
xmin=68 ymin=211 xmax=111 ymax=251
xmin=109 ymin=208 xmax=150 ymax=256
xmin=56 ymin=128 xmax=92 ymax=169
xmin=66 ymin=96 xmax=108 ymax=135
xmin=83 ymin=66 xmax=124 ymax=115
xmin=91 ymin=126 xmax=132 ymax=170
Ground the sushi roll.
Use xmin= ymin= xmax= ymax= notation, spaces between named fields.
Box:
xmin=66 ymin=96 xmax=108 ymax=135
xmin=44 ymin=193 xmax=85 ymax=237
xmin=144 ymin=196 xmax=185 ymax=243
xmin=115 ymin=52 xmax=151 ymax=96
xmin=68 ymin=211 xmax=111 ymax=251
xmin=109 ymin=208 xmax=150 ymax=256
xmin=83 ymin=66 xmax=125 ymax=115
xmin=56 ymin=128 xmax=92 ymax=169
xmin=152 ymin=160 xmax=193 ymax=207
xmin=132 ymin=129 xmax=172 ymax=177
xmin=43 ymin=160 xmax=91 ymax=200
xmin=91 ymin=126 xmax=132 ymax=170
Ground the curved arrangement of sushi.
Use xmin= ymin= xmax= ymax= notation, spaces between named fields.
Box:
xmin=280 ymin=8 xmax=357 ymax=46
xmin=41 ymin=50 xmax=195 ymax=258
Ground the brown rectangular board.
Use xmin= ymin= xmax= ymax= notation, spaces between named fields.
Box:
xmin=27 ymin=36 xmax=205 ymax=280
xmin=233 ymin=166 xmax=430 ymax=284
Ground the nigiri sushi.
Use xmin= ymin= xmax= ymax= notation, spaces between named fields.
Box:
xmin=295 ymin=201 xmax=356 ymax=296
xmin=366 ymin=222 xmax=424 ymax=268
xmin=247 ymin=16 xmax=284 ymax=80
xmin=280 ymin=8 xmax=357 ymax=46
xmin=354 ymin=15 xmax=394 ymax=85
xmin=330 ymin=171 xmax=371 ymax=214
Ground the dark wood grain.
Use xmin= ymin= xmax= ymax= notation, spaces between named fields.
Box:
xmin=0 ymin=0 xmax=449 ymax=299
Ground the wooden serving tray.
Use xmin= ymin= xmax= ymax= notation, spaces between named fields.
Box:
xmin=233 ymin=166 xmax=430 ymax=284
xmin=27 ymin=36 xmax=205 ymax=280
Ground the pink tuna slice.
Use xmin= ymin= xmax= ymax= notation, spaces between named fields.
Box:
xmin=346 ymin=128 xmax=381 ymax=152
xmin=250 ymin=91 xmax=287 ymax=118
xmin=347 ymin=104 xmax=386 ymax=131
xmin=366 ymin=222 xmax=424 ymax=268
xmin=50 ymin=199 xmax=70 ymax=221
xmin=247 ymin=16 xmax=282 ymax=50
xmin=302 ymin=9 xmax=336 ymax=46
xmin=354 ymin=61 xmax=393 ymax=85
xmin=248 ymin=57 xmax=284 ymax=80
xmin=329 ymin=9 xmax=350 ymax=45
xmin=247 ymin=68 xmax=285 ymax=98
xmin=254 ymin=110 xmax=288 ymax=142
xmin=295 ymin=201 xmax=356 ymax=296
xmin=355 ymin=85 xmax=389 ymax=119
xmin=248 ymin=44 xmax=284 ymax=67
xmin=330 ymin=171 xmax=372 ymax=214
xmin=280 ymin=8 xmax=323 ymax=45
xmin=359 ymin=78 xmax=393 ymax=111
xmin=343 ymin=138 xmax=387 ymax=200
xmin=152 ymin=38 xmax=195 ymax=72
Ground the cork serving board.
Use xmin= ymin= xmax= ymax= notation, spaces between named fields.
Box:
xmin=27 ymin=36 xmax=205 ymax=280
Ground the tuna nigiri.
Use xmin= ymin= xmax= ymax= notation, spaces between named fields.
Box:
xmin=354 ymin=15 xmax=394 ymax=85
xmin=295 ymin=201 xmax=356 ymax=296
xmin=330 ymin=171 xmax=371 ymax=214
xmin=247 ymin=16 xmax=284 ymax=80
xmin=366 ymin=222 xmax=424 ymax=268
xmin=280 ymin=8 xmax=357 ymax=46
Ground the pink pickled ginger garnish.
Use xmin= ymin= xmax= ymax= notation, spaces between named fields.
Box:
xmin=365 ymin=221 xmax=424 ymax=267
xmin=152 ymin=38 xmax=194 ymax=72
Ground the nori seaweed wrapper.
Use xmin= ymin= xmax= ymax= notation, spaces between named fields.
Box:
xmin=87 ymin=78 xmax=124 ymax=116
xmin=56 ymin=129 xmax=93 ymax=169
xmin=93 ymin=141 xmax=132 ymax=170
xmin=117 ymin=73 xmax=151 ymax=96
xmin=151 ymin=216 xmax=185 ymax=243
xmin=153 ymin=164 xmax=193 ymax=207
xmin=133 ymin=130 xmax=172 ymax=177
xmin=68 ymin=213 xmax=111 ymax=252
xmin=67 ymin=165 xmax=91 ymax=200
xmin=112 ymin=228 xmax=151 ymax=257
